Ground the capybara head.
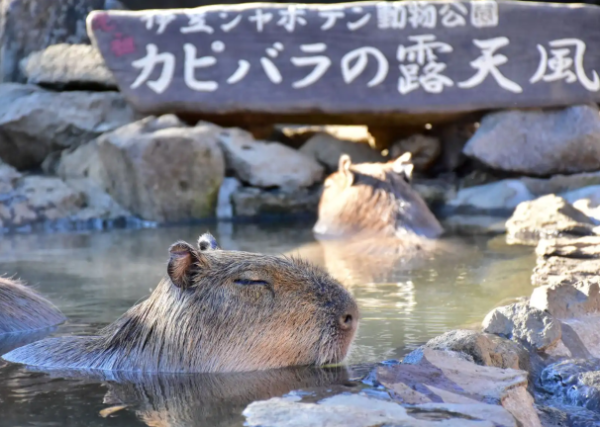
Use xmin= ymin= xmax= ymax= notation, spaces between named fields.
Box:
xmin=313 ymin=154 xmax=444 ymax=240
xmin=0 ymin=277 xmax=65 ymax=335
xmin=3 ymin=233 xmax=359 ymax=373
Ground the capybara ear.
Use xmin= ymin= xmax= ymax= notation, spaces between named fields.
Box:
xmin=167 ymin=241 xmax=200 ymax=289
xmin=198 ymin=233 xmax=219 ymax=251
xmin=392 ymin=152 xmax=414 ymax=183
xmin=338 ymin=154 xmax=354 ymax=186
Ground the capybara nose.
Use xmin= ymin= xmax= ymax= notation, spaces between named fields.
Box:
xmin=339 ymin=313 xmax=355 ymax=331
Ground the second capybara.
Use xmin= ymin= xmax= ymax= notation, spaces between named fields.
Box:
xmin=0 ymin=277 xmax=65 ymax=335
xmin=313 ymin=153 xmax=444 ymax=240
xmin=3 ymin=233 xmax=359 ymax=373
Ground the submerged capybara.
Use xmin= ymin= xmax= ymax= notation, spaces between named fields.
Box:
xmin=81 ymin=366 xmax=349 ymax=427
xmin=3 ymin=233 xmax=359 ymax=373
xmin=313 ymin=153 xmax=444 ymax=240
xmin=0 ymin=277 xmax=65 ymax=335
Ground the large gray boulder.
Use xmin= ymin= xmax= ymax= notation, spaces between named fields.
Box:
xmin=97 ymin=115 xmax=225 ymax=223
xmin=0 ymin=83 xmax=137 ymax=169
xmin=219 ymin=128 xmax=324 ymax=191
xmin=464 ymin=105 xmax=600 ymax=176
xmin=0 ymin=0 xmax=116 ymax=83
xmin=20 ymin=44 xmax=116 ymax=89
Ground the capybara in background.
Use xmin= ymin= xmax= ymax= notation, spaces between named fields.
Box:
xmin=313 ymin=153 xmax=444 ymax=240
xmin=3 ymin=233 xmax=359 ymax=373
xmin=0 ymin=277 xmax=65 ymax=335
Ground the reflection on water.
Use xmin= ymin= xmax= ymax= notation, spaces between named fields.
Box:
xmin=0 ymin=221 xmax=535 ymax=426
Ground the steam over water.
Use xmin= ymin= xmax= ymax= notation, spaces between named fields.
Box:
xmin=0 ymin=221 xmax=535 ymax=426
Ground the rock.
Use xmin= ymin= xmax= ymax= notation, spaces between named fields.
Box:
xmin=435 ymin=121 xmax=476 ymax=172
xmin=532 ymin=256 xmax=600 ymax=287
xmin=536 ymin=236 xmax=600 ymax=259
xmin=97 ymin=115 xmax=225 ymax=223
xmin=442 ymin=215 xmax=507 ymax=236
xmin=0 ymin=175 xmax=86 ymax=230
xmin=506 ymin=195 xmax=597 ymax=246
xmin=0 ymin=160 xmax=21 ymax=193
xmin=243 ymin=393 xmax=517 ymax=427
xmin=103 ymin=0 xmax=128 ymax=9
xmin=299 ymin=132 xmax=385 ymax=172
xmin=445 ymin=180 xmax=534 ymax=216
xmin=521 ymin=171 xmax=600 ymax=196
xmin=231 ymin=186 xmax=321 ymax=218
xmin=560 ymin=186 xmax=600 ymax=224
xmin=459 ymin=170 xmax=506 ymax=190
xmin=0 ymin=83 xmax=138 ymax=170
xmin=20 ymin=44 xmax=116 ymax=89
xmin=378 ymin=348 xmax=540 ymax=427
xmin=322 ymin=125 xmax=373 ymax=144
xmin=482 ymin=302 xmax=562 ymax=351
xmin=463 ymin=105 xmax=600 ymax=176
xmin=219 ymin=128 xmax=324 ymax=191
xmin=540 ymin=358 xmax=600 ymax=412
xmin=276 ymin=124 xmax=373 ymax=149
xmin=421 ymin=329 xmax=530 ymax=371
xmin=574 ymin=199 xmax=600 ymax=225
xmin=390 ymin=134 xmax=441 ymax=171
xmin=55 ymin=140 xmax=106 ymax=184
xmin=531 ymin=281 xmax=600 ymax=320
xmin=1 ymin=0 xmax=106 ymax=83
xmin=64 ymin=178 xmax=131 ymax=222
xmin=411 ymin=176 xmax=457 ymax=207
xmin=216 ymin=177 xmax=241 ymax=220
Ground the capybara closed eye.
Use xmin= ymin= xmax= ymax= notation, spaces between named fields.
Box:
xmin=0 ymin=277 xmax=65 ymax=335
xmin=313 ymin=154 xmax=444 ymax=240
xmin=2 ymin=233 xmax=359 ymax=373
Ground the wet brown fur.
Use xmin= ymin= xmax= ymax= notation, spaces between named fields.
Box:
xmin=3 ymin=234 xmax=358 ymax=373
xmin=313 ymin=154 xmax=444 ymax=240
xmin=0 ymin=277 xmax=65 ymax=335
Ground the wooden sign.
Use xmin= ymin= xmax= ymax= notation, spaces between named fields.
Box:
xmin=87 ymin=1 xmax=600 ymax=119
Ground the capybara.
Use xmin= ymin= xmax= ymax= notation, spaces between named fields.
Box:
xmin=313 ymin=153 xmax=444 ymax=240
xmin=0 ymin=277 xmax=65 ymax=335
xmin=3 ymin=233 xmax=359 ymax=373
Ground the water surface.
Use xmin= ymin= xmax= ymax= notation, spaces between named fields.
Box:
xmin=0 ymin=221 xmax=535 ymax=426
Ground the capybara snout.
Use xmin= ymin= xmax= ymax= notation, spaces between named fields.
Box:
xmin=3 ymin=233 xmax=359 ymax=373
